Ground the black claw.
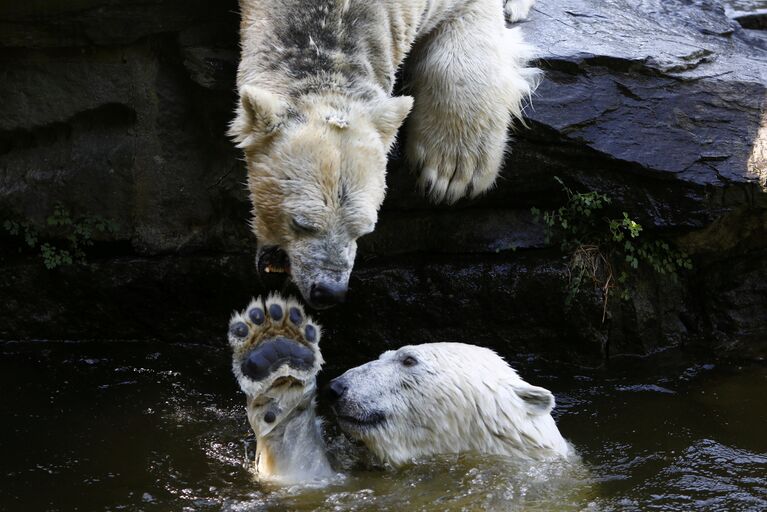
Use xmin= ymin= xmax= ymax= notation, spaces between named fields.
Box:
xmin=304 ymin=324 xmax=317 ymax=343
xmin=229 ymin=321 xmax=248 ymax=338
xmin=289 ymin=307 xmax=303 ymax=325
xmin=264 ymin=411 xmax=276 ymax=423
xmin=269 ymin=304 xmax=283 ymax=320
xmin=248 ymin=307 xmax=265 ymax=325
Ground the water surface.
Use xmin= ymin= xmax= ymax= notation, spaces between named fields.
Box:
xmin=1 ymin=341 xmax=764 ymax=511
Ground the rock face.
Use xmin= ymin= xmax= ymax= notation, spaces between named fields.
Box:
xmin=1 ymin=0 xmax=765 ymax=363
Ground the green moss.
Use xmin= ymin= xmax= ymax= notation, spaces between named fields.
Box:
xmin=3 ymin=203 xmax=118 ymax=269
xmin=532 ymin=177 xmax=692 ymax=319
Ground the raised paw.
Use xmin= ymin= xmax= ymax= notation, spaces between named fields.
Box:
xmin=228 ymin=293 xmax=323 ymax=432
xmin=410 ymin=120 xmax=507 ymax=205
xmin=504 ymin=0 xmax=535 ymax=23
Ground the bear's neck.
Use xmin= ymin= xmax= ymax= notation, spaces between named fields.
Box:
xmin=254 ymin=397 xmax=334 ymax=484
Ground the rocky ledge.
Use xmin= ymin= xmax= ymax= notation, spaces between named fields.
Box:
xmin=1 ymin=0 xmax=765 ymax=363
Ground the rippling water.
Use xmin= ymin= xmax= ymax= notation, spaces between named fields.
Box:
xmin=0 ymin=341 xmax=764 ymax=511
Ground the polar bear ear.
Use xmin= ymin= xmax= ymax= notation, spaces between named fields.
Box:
xmin=369 ymin=96 xmax=414 ymax=150
xmin=512 ymin=383 xmax=555 ymax=416
xmin=229 ymin=85 xmax=288 ymax=149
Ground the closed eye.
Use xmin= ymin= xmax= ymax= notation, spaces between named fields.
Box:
xmin=291 ymin=217 xmax=319 ymax=235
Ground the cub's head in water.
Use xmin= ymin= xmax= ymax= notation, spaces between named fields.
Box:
xmin=327 ymin=342 xmax=573 ymax=465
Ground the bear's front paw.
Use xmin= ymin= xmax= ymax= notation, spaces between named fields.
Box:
xmin=228 ymin=294 xmax=323 ymax=405
xmin=411 ymin=132 xmax=503 ymax=205
xmin=415 ymin=151 xmax=463 ymax=205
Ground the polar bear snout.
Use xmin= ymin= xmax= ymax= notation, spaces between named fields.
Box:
xmin=310 ymin=282 xmax=348 ymax=308
xmin=325 ymin=377 xmax=348 ymax=401
xmin=326 ymin=376 xmax=387 ymax=430
xmin=277 ymin=239 xmax=357 ymax=310
xmin=241 ymin=337 xmax=316 ymax=382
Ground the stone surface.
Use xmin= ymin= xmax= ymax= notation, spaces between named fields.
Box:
xmin=724 ymin=0 xmax=767 ymax=29
xmin=514 ymin=0 xmax=767 ymax=213
xmin=1 ymin=0 xmax=766 ymax=362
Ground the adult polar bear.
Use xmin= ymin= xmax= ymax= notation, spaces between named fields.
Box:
xmin=228 ymin=294 xmax=571 ymax=483
xmin=230 ymin=0 xmax=540 ymax=309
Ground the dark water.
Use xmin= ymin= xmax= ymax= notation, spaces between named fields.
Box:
xmin=1 ymin=341 xmax=765 ymax=511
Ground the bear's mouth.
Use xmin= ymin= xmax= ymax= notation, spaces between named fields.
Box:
xmin=335 ymin=411 xmax=386 ymax=430
xmin=257 ymin=245 xmax=291 ymax=275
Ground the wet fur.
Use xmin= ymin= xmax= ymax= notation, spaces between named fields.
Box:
xmin=230 ymin=299 xmax=570 ymax=483
xmin=332 ymin=342 xmax=572 ymax=465
xmin=230 ymin=0 xmax=539 ymax=305
xmin=229 ymin=295 xmax=334 ymax=483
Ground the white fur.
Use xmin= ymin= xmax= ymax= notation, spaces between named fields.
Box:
xmin=407 ymin=17 xmax=541 ymax=202
xmin=228 ymin=294 xmax=334 ymax=484
xmin=504 ymin=0 xmax=536 ymax=23
xmin=232 ymin=0 xmax=540 ymax=306
xmin=332 ymin=342 xmax=572 ymax=465
xmin=230 ymin=296 xmax=571 ymax=483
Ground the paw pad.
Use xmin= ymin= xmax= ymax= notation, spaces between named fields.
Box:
xmin=241 ymin=336 xmax=315 ymax=381
xmin=304 ymin=324 xmax=317 ymax=343
xmin=268 ymin=304 xmax=283 ymax=321
xmin=248 ymin=307 xmax=265 ymax=325
xmin=228 ymin=293 xmax=323 ymax=389
xmin=289 ymin=307 xmax=303 ymax=325
xmin=230 ymin=321 xmax=249 ymax=338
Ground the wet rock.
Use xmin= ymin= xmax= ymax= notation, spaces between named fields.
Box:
xmin=494 ymin=0 xmax=767 ymax=223
xmin=0 ymin=2 xmax=246 ymax=255
xmin=726 ymin=2 xmax=767 ymax=30
xmin=0 ymin=1 xmax=236 ymax=49
xmin=0 ymin=0 xmax=766 ymax=361
xmin=383 ymin=1 xmax=767 ymax=236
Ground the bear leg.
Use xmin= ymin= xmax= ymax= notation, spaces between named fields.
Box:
xmin=228 ymin=294 xmax=323 ymax=433
xmin=405 ymin=0 xmax=539 ymax=204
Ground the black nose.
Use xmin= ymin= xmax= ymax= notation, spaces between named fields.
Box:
xmin=326 ymin=378 xmax=348 ymax=402
xmin=310 ymin=282 xmax=347 ymax=308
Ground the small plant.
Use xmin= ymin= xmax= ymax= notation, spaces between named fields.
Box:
xmin=532 ymin=177 xmax=692 ymax=320
xmin=3 ymin=204 xmax=118 ymax=269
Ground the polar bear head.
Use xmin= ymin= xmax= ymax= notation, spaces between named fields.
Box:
xmin=230 ymin=86 xmax=413 ymax=309
xmin=327 ymin=342 xmax=572 ymax=465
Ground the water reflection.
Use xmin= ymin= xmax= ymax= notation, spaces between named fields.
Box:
xmin=0 ymin=341 xmax=764 ymax=511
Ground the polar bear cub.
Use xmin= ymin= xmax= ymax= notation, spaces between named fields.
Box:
xmin=328 ymin=342 xmax=572 ymax=465
xmin=228 ymin=295 xmax=571 ymax=483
